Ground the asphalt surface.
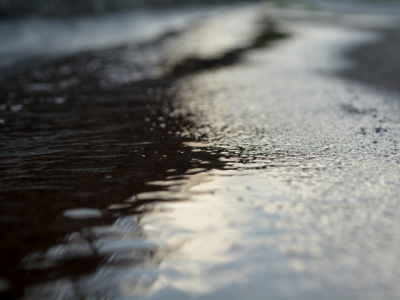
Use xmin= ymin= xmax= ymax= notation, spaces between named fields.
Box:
xmin=1 ymin=3 xmax=400 ymax=300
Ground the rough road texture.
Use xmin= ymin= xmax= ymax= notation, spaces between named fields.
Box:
xmin=2 ymin=4 xmax=400 ymax=300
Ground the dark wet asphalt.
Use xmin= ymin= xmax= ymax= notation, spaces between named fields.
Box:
xmin=341 ymin=28 xmax=400 ymax=93
xmin=1 ymin=3 xmax=400 ymax=300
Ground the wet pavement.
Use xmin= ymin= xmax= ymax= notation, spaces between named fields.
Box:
xmin=0 ymin=5 xmax=269 ymax=299
xmin=1 ymin=2 xmax=400 ymax=300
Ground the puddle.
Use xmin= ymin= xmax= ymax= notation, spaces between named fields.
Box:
xmin=0 ymin=5 xmax=268 ymax=299
xmin=2 ymin=2 xmax=400 ymax=300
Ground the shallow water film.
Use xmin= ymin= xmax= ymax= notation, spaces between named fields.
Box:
xmin=1 ymin=1 xmax=400 ymax=300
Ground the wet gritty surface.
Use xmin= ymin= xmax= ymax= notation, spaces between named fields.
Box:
xmin=2 ymin=3 xmax=400 ymax=300
xmin=155 ymin=16 xmax=400 ymax=300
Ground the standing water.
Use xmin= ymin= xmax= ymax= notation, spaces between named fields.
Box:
xmin=1 ymin=1 xmax=400 ymax=300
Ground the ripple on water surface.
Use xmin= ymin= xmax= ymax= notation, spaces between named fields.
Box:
xmin=2 ymin=3 xmax=400 ymax=300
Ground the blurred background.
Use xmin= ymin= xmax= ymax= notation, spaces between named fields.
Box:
xmin=1 ymin=0 xmax=398 ymax=17
xmin=0 ymin=0 xmax=393 ymax=16
xmin=0 ymin=0 xmax=258 ymax=16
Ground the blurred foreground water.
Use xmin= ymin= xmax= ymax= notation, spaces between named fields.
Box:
xmin=2 ymin=1 xmax=400 ymax=300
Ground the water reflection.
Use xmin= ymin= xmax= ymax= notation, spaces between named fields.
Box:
xmin=3 ymin=2 xmax=400 ymax=300
xmin=23 ymin=216 xmax=168 ymax=299
xmin=0 ymin=6 xmax=263 ymax=298
xmin=19 ymin=143 xmax=232 ymax=299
